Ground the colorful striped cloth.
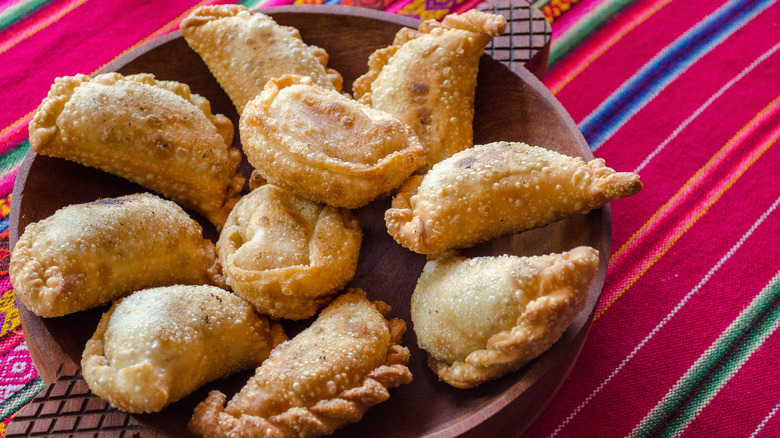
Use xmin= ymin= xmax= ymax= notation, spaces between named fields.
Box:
xmin=1 ymin=0 xmax=778 ymax=436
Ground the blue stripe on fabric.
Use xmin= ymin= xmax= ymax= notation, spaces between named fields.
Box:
xmin=579 ymin=0 xmax=776 ymax=151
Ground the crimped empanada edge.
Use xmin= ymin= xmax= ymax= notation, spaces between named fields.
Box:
xmin=425 ymin=247 xmax=599 ymax=389
xmin=188 ymin=298 xmax=413 ymax=437
xmin=217 ymin=201 xmax=363 ymax=319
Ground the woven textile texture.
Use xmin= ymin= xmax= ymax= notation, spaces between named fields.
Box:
xmin=1 ymin=0 xmax=779 ymax=436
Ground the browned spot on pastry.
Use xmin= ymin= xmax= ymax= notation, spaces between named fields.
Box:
xmin=417 ymin=107 xmax=432 ymax=125
xmin=147 ymin=135 xmax=173 ymax=159
xmin=411 ymin=82 xmax=429 ymax=94
xmin=456 ymin=156 xmax=477 ymax=168
xmin=93 ymin=198 xmax=129 ymax=206
xmin=61 ymin=273 xmax=85 ymax=293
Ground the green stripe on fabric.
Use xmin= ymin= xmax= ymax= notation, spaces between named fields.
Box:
xmin=239 ymin=0 xmax=265 ymax=9
xmin=0 ymin=378 xmax=46 ymax=421
xmin=550 ymin=0 xmax=641 ymax=67
xmin=0 ymin=140 xmax=30 ymax=175
xmin=0 ymin=0 xmax=55 ymax=31
xmin=630 ymin=272 xmax=780 ymax=437
xmin=531 ymin=0 xmax=553 ymax=9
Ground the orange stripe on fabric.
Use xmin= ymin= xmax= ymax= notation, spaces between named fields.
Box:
xmin=139 ymin=0 xmax=232 ymax=42
xmin=595 ymin=95 xmax=780 ymax=320
xmin=547 ymin=0 xmax=674 ymax=95
xmin=610 ymin=94 xmax=780 ymax=269
xmin=88 ymin=0 xmax=225 ymax=75
xmin=0 ymin=0 xmax=90 ymax=56
xmin=0 ymin=111 xmax=33 ymax=141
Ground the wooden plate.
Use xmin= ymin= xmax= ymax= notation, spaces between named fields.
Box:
xmin=8 ymin=5 xmax=608 ymax=437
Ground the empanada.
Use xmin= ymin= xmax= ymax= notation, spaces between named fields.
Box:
xmin=28 ymin=72 xmax=244 ymax=227
xmin=411 ymin=246 xmax=599 ymax=388
xmin=241 ymin=75 xmax=425 ymax=208
xmin=189 ymin=288 xmax=412 ymax=438
xmin=353 ymin=10 xmax=506 ymax=173
xmin=10 ymin=193 xmax=218 ymax=317
xmin=81 ymin=285 xmax=286 ymax=413
xmin=181 ymin=5 xmax=343 ymax=113
xmin=386 ymin=141 xmax=642 ymax=254
xmin=217 ymin=184 xmax=362 ymax=320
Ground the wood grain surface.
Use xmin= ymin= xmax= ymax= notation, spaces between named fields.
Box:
xmin=8 ymin=6 xmax=605 ymax=437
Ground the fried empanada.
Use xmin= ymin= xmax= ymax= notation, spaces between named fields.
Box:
xmin=386 ymin=141 xmax=642 ymax=254
xmin=10 ymin=193 xmax=218 ymax=317
xmin=28 ymin=72 xmax=244 ymax=227
xmin=181 ymin=5 xmax=342 ymax=113
xmin=241 ymin=75 xmax=425 ymax=208
xmin=353 ymin=10 xmax=506 ymax=173
xmin=217 ymin=184 xmax=362 ymax=320
xmin=189 ymin=288 xmax=412 ymax=438
xmin=82 ymin=285 xmax=287 ymax=413
xmin=411 ymin=246 xmax=599 ymax=388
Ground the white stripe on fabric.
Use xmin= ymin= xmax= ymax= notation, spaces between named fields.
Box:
xmin=629 ymin=272 xmax=780 ymax=437
xmin=749 ymin=399 xmax=780 ymax=438
xmin=547 ymin=194 xmax=780 ymax=438
xmin=580 ymin=0 xmax=772 ymax=151
xmin=633 ymin=41 xmax=780 ymax=174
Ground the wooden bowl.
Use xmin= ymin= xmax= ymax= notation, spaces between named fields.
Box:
xmin=8 ymin=5 xmax=608 ymax=437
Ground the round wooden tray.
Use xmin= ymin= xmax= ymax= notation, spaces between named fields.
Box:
xmin=8 ymin=5 xmax=608 ymax=437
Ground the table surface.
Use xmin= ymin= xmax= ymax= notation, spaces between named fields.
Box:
xmin=1 ymin=0 xmax=779 ymax=437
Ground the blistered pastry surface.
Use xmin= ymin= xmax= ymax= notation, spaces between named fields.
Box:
xmin=386 ymin=141 xmax=641 ymax=254
xmin=181 ymin=5 xmax=341 ymax=113
xmin=27 ymin=72 xmax=244 ymax=226
xmin=9 ymin=193 xmax=216 ymax=317
xmin=241 ymin=75 xmax=425 ymax=208
xmin=412 ymin=247 xmax=599 ymax=388
xmin=217 ymin=184 xmax=362 ymax=320
xmin=189 ymin=289 xmax=413 ymax=437
xmin=81 ymin=285 xmax=285 ymax=413
xmin=353 ymin=10 xmax=506 ymax=173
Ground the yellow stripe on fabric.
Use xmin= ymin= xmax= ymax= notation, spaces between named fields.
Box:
xmin=550 ymin=0 xmax=674 ymax=95
xmin=396 ymin=0 xmax=459 ymax=20
xmin=595 ymin=96 xmax=780 ymax=320
xmin=0 ymin=193 xmax=11 ymax=217
xmin=539 ymin=0 xmax=581 ymax=24
xmin=0 ymin=288 xmax=20 ymax=338
xmin=0 ymin=0 xmax=90 ymax=56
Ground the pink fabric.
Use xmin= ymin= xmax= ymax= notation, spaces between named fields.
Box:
xmin=2 ymin=0 xmax=780 ymax=436
xmin=0 ymin=0 xmax=212 ymax=129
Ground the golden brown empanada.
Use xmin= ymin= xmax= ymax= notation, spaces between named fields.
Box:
xmin=28 ymin=72 xmax=244 ymax=227
xmin=411 ymin=246 xmax=599 ymax=388
xmin=81 ymin=285 xmax=287 ymax=413
xmin=10 ymin=193 xmax=218 ymax=317
xmin=386 ymin=141 xmax=642 ymax=254
xmin=241 ymin=75 xmax=425 ymax=208
xmin=353 ymin=10 xmax=506 ymax=173
xmin=217 ymin=184 xmax=362 ymax=320
xmin=181 ymin=5 xmax=342 ymax=113
xmin=189 ymin=288 xmax=412 ymax=438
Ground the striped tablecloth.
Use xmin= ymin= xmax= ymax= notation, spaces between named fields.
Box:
xmin=1 ymin=0 xmax=778 ymax=436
